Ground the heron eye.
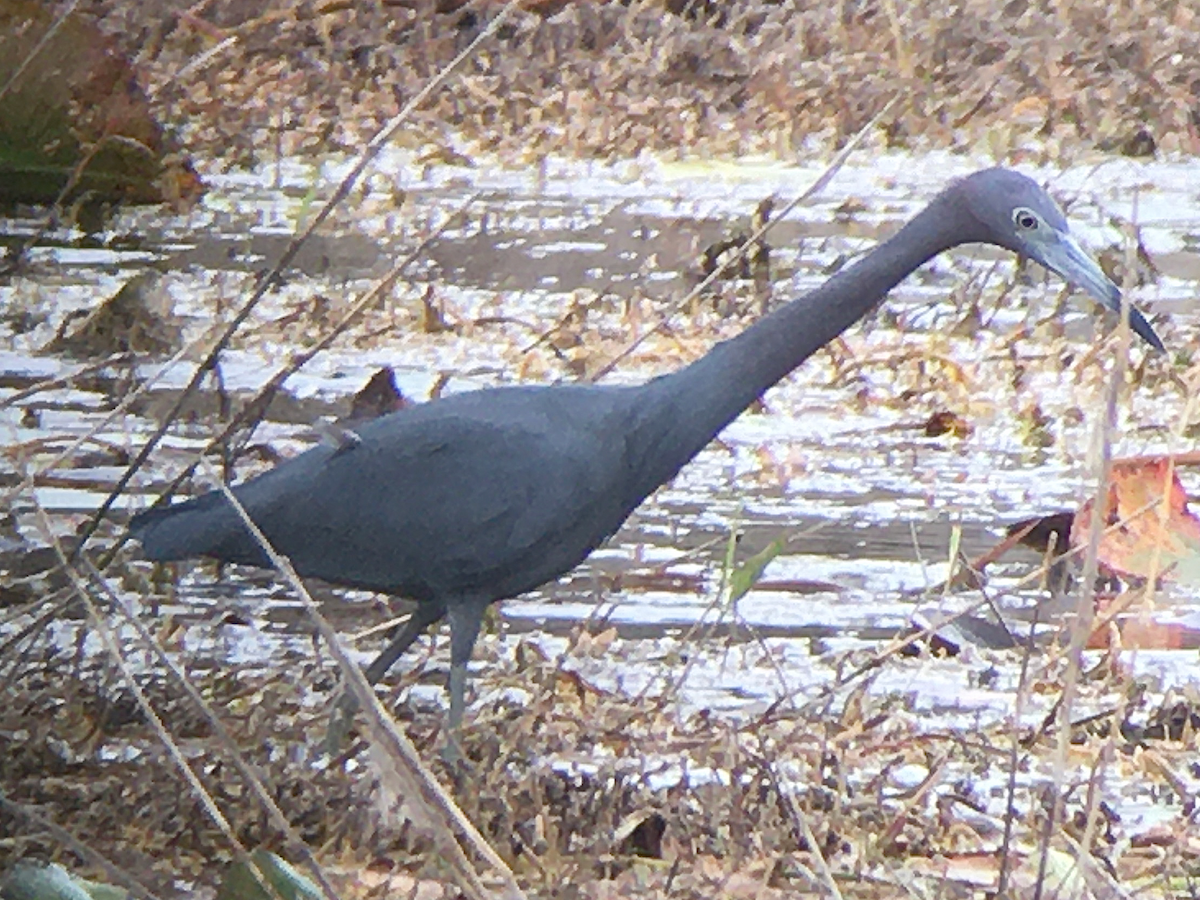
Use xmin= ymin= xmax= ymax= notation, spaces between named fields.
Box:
xmin=1014 ymin=208 xmax=1039 ymax=230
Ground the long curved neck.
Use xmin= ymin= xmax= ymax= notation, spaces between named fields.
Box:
xmin=624 ymin=194 xmax=963 ymax=500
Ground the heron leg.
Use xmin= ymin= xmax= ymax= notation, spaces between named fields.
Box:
xmin=363 ymin=599 xmax=447 ymax=684
xmin=442 ymin=596 xmax=492 ymax=756
xmin=327 ymin=599 xmax=446 ymax=752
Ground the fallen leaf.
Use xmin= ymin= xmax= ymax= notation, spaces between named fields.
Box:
xmin=924 ymin=409 xmax=973 ymax=438
xmin=1071 ymin=457 xmax=1200 ymax=583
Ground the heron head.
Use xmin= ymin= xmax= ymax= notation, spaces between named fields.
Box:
xmin=953 ymin=168 xmax=1164 ymax=351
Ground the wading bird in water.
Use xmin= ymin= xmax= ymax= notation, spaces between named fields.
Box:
xmin=131 ymin=169 xmax=1164 ymax=745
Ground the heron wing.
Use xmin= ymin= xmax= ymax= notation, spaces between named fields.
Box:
xmin=135 ymin=385 xmax=637 ymax=601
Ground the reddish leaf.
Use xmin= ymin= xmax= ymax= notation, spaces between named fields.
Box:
xmin=1086 ymin=617 xmax=1200 ymax=651
xmin=346 ymin=366 xmax=411 ymax=424
xmin=1006 ymin=512 xmax=1074 ymax=557
xmin=1071 ymin=457 xmax=1200 ymax=582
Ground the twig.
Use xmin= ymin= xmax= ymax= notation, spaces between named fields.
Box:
xmin=1036 ymin=180 xmax=1140 ymax=900
xmin=996 ymin=601 xmax=1042 ymax=897
xmin=204 ymin=462 xmax=527 ymax=900
xmin=0 ymin=790 xmax=165 ymax=900
xmin=0 ymin=353 xmax=133 ymax=410
xmin=25 ymin=503 xmax=310 ymax=900
xmin=589 ymin=93 xmax=901 ymax=382
xmin=99 ymin=194 xmax=474 ymax=573
xmin=77 ymin=556 xmax=345 ymax=900
xmin=752 ymin=737 xmax=844 ymax=900
xmin=73 ymin=0 xmax=525 ymax=556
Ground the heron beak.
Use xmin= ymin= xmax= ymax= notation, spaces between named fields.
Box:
xmin=1036 ymin=232 xmax=1165 ymax=352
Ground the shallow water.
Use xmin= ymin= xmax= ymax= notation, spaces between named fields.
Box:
xmin=3 ymin=149 xmax=1200 ymax=835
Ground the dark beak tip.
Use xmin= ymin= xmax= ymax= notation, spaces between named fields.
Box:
xmin=1140 ymin=325 xmax=1166 ymax=354
xmin=1128 ymin=308 xmax=1165 ymax=353
xmin=1089 ymin=280 xmax=1162 ymax=353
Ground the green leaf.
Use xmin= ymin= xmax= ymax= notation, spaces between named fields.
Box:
xmin=217 ymin=851 xmax=321 ymax=900
xmin=1 ymin=862 xmax=103 ymax=900
xmin=728 ymin=536 xmax=787 ymax=604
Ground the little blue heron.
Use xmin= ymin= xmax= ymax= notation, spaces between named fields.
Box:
xmin=131 ymin=169 xmax=1164 ymax=738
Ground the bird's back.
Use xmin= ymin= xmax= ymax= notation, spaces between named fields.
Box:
xmin=131 ymin=383 xmax=648 ymax=601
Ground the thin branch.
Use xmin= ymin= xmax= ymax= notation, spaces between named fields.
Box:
xmin=204 ymin=462 xmax=526 ymax=900
xmin=77 ymin=556 xmax=345 ymax=900
xmin=73 ymin=0 xmax=524 ymax=555
xmin=589 ymin=92 xmax=900 ymax=382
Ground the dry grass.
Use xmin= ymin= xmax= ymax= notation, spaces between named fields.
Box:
xmin=4 ymin=625 xmax=1199 ymax=898
xmin=80 ymin=0 xmax=1200 ymax=167
xmin=4 ymin=1 xmax=1200 ymax=897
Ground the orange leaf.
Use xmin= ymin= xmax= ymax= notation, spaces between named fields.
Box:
xmin=1071 ymin=458 xmax=1200 ymax=582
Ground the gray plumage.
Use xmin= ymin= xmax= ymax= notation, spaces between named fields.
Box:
xmin=131 ymin=168 xmax=1164 ymax=740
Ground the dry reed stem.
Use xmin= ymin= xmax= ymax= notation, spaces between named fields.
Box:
xmin=75 ymin=0 xmax=527 ymax=556
xmin=592 ymin=93 xmax=900 ymax=382
xmin=17 ymin=484 xmax=307 ymax=900
xmin=205 ymin=463 xmax=526 ymax=900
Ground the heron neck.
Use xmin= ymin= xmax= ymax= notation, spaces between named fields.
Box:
xmin=627 ymin=197 xmax=959 ymax=497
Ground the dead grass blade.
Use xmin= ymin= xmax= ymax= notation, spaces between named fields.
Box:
xmin=0 ymin=790 xmax=165 ymax=900
xmin=204 ymin=463 xmax=526 ymax=900
xmin=589 ymin=92 xmax=901 ymax=381
xmin=72 ymin=0 xmax=526 ymax=557
xmin=75 ymin=553 xmax=344 ymax=900
xmin=22 ymin=492 xmax=321 ymax=900
xmin=1034 ymin=182 xmax=1139 ymax=900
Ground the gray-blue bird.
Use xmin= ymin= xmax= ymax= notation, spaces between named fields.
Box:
xmin=131 ymin=168 xmax=1164 ymax=741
